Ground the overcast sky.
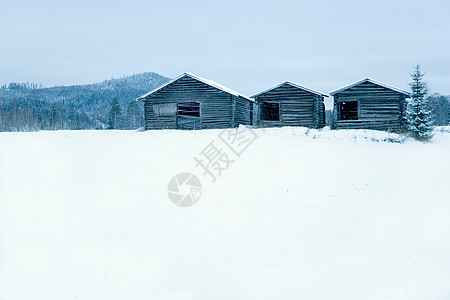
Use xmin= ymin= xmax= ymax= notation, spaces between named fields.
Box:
xmin=1 ymin=0 xmax=449 ymax=104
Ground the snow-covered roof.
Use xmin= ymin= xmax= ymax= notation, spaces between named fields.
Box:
xmin=137 ymin=72 xmax=254 ymax=102
xmin=330 ymin=78 xmax=411 ymax=96
xmin=251 ymin=81 xmax=329 ymax=98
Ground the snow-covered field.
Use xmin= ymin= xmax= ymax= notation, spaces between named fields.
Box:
xmin=1 ymin=127 xmax=449 ymax=300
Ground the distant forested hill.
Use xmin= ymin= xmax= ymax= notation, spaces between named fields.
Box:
xmin=0 ymin=72 xmax=170 ymax=131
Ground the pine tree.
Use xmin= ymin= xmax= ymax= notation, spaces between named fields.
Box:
xmin=126 ymin=100 xmax=141 ymax=129
xmin=50 ymin=103 xmax=61 ymax=130
xmin=428 ymin=93 xmax=450 ymax=126
xmin=407 ymin=64 xmax=433 ymax=140
xmin=108 ymin=98 xmax=122 ymax=129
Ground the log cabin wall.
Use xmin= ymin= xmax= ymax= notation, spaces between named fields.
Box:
xmin=253 ymin=83 xmax=326 ymax=129
xmin=141 ymin=75 xmax=253 ymax=130
xmin=233 ymin=95 xmax=253 ymax=127
xmin=331 ymin=81 xmax=408 ymax=132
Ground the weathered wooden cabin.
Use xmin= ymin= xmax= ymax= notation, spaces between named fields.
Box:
xmin=251 ymin=81 xmax=327 ymax=128
xmin=137 ymin=72 xmax=253 ymax=130
xmin=330 ymin=78 xmax=410 ymax=131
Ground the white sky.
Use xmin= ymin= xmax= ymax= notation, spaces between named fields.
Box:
xmin=1 ymin=0 xmax=449 ymax=104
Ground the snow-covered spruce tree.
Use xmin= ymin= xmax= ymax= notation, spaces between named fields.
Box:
xmin=407 ymin=64 xmax=433 ymax=140
xmin=108 ymin=97 xmax=122 ymax=129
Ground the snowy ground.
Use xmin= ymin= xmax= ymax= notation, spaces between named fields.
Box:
xmin=0 ymin=127 xmax=449 ymax=300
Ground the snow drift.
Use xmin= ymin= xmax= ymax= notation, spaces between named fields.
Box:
xmin=0 ymin=127 xmax=449 ymax=299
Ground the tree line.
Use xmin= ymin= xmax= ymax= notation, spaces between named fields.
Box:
xmin=0 ymin=70 xmax=448 ymax=133
xmin=0 ymin=98 xmax=144 ymax=131
xmin=0 ymin=72 xmax=169 ymax=131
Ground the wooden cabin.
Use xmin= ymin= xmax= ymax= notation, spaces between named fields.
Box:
xmin=251 ymin=81 xmax=327 ymax=128
xmin=137 ymin=72 xmax=253 ymax=130
xmin=330 ymin=78 xmax=410 ymax=132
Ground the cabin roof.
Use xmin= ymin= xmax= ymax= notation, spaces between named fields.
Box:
xmin=251 ymin=81 xmax=329 ymax=98
xmin=330 ymin=78 xmax=411 ymax=96
xmin=137 ymin=72 xmax=254 ymax=102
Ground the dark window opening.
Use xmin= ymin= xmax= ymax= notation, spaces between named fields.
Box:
xmin=178 ymin=102 xmax=200 ymax=117
xmin=260 ymin=102 xmax=280 ymax=121
xmin=339 ymin=101 xmax=358 ymax=120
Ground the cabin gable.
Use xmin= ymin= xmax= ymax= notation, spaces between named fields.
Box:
xmin=253 ymin=83 xmax=326 ymax=129
xmin=140 ymin=74 xmax=252 ymax=130
xmin=331 ymin=79 xmax=409 ymax=132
